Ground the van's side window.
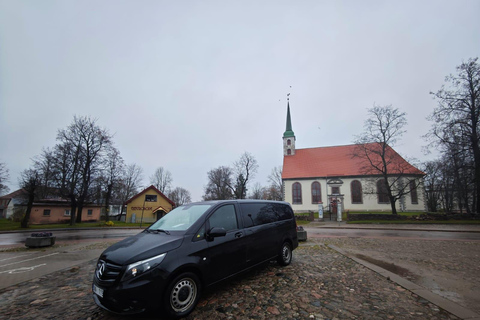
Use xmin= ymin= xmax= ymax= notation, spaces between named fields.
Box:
xmin=240 ymin=203 xmax=279 ymax=227
xmin=275 ymin=204 xmax=293 ymax=221
xmin=208 ymin=205 xmax=238 ymax=232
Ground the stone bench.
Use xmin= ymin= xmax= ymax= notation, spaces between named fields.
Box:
xmin=25 ymin=233 xmax=56 ymax=248
xmin=297 ymin=227 xmax=307 ymax=241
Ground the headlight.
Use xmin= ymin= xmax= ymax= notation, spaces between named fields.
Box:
xmin=121 ymin=253 xmax=166 ymax=282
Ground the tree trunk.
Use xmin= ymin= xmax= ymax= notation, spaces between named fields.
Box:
xmin=104 ymin=183 xmax=113 ymax=222
xmin=76 ymin=204 xmax=83 ymax=223
xmin=389 ymin=196 xmax=397 ymax=215
xmin=21 ymin=193 xmax=35 ymax=228
xmin=70 ymin=203 xmax=77 ymax=226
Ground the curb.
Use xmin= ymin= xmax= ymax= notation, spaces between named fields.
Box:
xmin=314 ymin=226 xmax=480 ymax=233
xmin=328 ymin=244 xmax=480 ymax=320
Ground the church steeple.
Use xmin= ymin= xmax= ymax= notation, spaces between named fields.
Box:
xmin=283 ymin=100 xmax=296 ymax=156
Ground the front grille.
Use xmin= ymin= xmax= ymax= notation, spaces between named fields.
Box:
xmin=95 ymin=260 xmax=123 ymax=287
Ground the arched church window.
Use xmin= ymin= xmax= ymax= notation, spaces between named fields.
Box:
xmin=311 ymin=182 xmax=321 ymax=204
xmin=287 ymin=149 xmax=291 ymax=155
xmin=351 ymin=180 xmax=363 ymax=204
xmin=292 ymin=182 xmax=302 ymax=204
xmin=377 ymin=179 xmax=389 ymax=204
xmin=287 ymin=139 xmax=291 ymax=146
xmin=409 ymin=180 xmax=418 ymax=204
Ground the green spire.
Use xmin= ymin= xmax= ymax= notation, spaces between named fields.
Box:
xmin=283 ymin=101 xmax=295 ymax=138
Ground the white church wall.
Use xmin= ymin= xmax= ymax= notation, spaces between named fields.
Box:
xmin=284 ymin=177 xmax=425 ymax=213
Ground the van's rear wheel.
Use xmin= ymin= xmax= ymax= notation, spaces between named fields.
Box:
xmin=163 ymin=272 xmax=201 ymax=319
xmin=277 ymin=241 xmax=292 ymax=266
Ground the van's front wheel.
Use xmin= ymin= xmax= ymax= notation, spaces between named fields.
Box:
xmin=277 ymin=241 xmax=292 ymax=266
xmin=163 ymin=272 xmax=201 ymax=319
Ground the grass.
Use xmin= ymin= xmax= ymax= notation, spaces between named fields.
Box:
xmin=346 ymin=211 xmax=422 ymax=216
xmin=296 ymin=220 xmax=311 ymax=226
xmin=0 ymin=219 xmax=151 ymax=231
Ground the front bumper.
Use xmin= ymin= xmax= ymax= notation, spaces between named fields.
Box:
xmin=92 ymin=271 xmax=168 ymax=314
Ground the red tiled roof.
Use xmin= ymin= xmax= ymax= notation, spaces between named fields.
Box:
xmin=0 ymin=189 xmax=27 ymax=200
xmin=125 ymin=185 xmax=175 ymax=207
xmin=282 ymin=143 xmax=424 ymax=179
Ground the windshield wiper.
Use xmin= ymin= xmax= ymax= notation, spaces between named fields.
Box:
xmin=150 ymin=229 xmax=170 ymax=235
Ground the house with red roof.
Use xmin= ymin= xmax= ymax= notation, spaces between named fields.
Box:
xmin=281 ymin=102 xmax=425 ymax=213
xmin=0 ymin=188 xmax=101 ymax=224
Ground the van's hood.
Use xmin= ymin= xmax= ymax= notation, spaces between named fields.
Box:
xmin=100 ymin=232 xmax=184 ymax=265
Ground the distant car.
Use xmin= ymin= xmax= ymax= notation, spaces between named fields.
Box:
xmin=92 ymin=200 xmax=298 ymax=319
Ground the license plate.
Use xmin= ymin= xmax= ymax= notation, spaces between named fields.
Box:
xmin=93 ymin=284 xmax=104 ymax=298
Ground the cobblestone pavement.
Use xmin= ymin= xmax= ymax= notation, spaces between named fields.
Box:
xmin=0 ymin=239 xmax=463 ymax=320
xmin=323 ymin=237 xmax=480 ymax=315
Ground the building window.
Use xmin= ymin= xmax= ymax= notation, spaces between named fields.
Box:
xmin=87 ymin=209 xmax=93 ymax=216
xmin=145 ymin=195 xmax=157 ymax=202
xmin=64 ymin=209 xmax=71 ymax=216
xmin=351 ymin=180 xmax=363 ymax=204
xmin=287 ymin=139 xmax=291 ymax=146
xmin=292 ymin=182 xmax=302 ymax=204
xmin=331 ymin=186 xmax=340 ymax=195
xmin=377 ymin=179 xmax=389 ymax=204
xmin=43 ymin=209 xmax=51 ymax=216
xmin=287 ymin=149 xmax=291 ymax=155
xmin=311 ymin=182 xmax=321 ymax=204
xmin=410 ymin=180 xmax=418 ymax=204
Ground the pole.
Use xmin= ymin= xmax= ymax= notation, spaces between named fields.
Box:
xmin=140 ymin=196 xmax=146 ymax=228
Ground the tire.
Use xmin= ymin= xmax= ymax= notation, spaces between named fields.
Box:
xmin=163 ymin=272 xmax=201 ymax=319
xmin=277 ymin=241 xmax=292 ymax=266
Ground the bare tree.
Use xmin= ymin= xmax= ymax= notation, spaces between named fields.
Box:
xmin=248 ymin=183 xmax=266 ymax=199
xmin=150 ymin=167 xmax=173 ymax=194
xmin=168 ymin=187 xmax=191 ymax=206
xmin=427 ymin=57 xmax=480 ymax=213
xmin=0 ymin=161 xmax=9 ymax=196
xmin=422 ymin=160 xmax=443 ymax=212
xmin=353 ymin=105 xmax=423 ymax=214
xmin=33 ymin=149 xmax=55 ymax=196
xmin=232 ymin=152 xmax=258 ymax=199
xmin=51 ymin=137 xmax=82 ymax=225
xmin=102 ymin=146 xmax=124 ymax=221
xmin=53 ymin=116 xmax=113 ymax=224
xmin=203 ymin=166 xmax=234 ymax=200
xmin=118 ymin=163 xmax=144 ymax=219
xmin=19 ymin=168 xmax=42 ymax=228
xmin=268 ymin=166 xmax=283 ymax=200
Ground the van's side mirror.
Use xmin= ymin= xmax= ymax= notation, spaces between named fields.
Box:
xmin=207 ymin=227 xmax=226 ymax=241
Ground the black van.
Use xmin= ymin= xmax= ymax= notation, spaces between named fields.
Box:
xmin=92 ymin=200 xmax=298 ymax=319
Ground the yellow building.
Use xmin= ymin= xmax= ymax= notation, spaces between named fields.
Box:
xmin=125 ymin=185 xmax=175 ymax=223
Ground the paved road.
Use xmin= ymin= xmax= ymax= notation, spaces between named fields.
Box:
xmin=2 ymin=227 xmax=480 ymax=247
xmin=0 ymin=243 xmax=108 ymax=290
xmin=0 ymin=229 xmax=141 ymax=290
xmin=0 ymin=228 xmax=141 ymax=246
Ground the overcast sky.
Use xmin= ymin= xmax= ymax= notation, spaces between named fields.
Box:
xmin=0 ymin=1 xmax=479 ymax=201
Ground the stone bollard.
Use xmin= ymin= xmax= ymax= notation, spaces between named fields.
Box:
xmin=297 ymin=226 xmax=307 ymax=241
xmin=25 ymin=232 xmax=56 ymax=248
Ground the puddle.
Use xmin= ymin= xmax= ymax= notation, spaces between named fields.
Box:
xmin=354 ymin=254 xmax=419 ymax=281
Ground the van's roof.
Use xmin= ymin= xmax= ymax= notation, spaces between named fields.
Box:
xmin=181 ymin=199 xmax=290 ymax=206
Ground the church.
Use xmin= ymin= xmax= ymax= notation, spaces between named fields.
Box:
xmin=281 ymin=102 xmax=425 ymax=213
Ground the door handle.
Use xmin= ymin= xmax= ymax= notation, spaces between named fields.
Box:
xmin=235 ymin=232 xmax=243 ymax=238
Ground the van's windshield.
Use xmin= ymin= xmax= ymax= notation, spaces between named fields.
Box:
xmin=148 ymin=204 xmax=212 ymax=231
